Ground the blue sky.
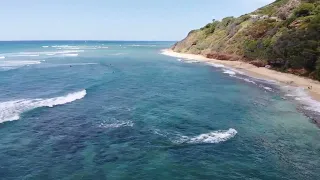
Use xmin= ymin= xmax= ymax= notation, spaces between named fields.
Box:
xmin=0 ymin=0 xmax=274 ymax=41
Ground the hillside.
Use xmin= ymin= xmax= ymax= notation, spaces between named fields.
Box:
xmin=172 ymin=0 xmax=320 ymax=80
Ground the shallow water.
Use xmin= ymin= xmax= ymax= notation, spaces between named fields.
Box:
xmin=0 ymin=41 xmax=319 ymax=180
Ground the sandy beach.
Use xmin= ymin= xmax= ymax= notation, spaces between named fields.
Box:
xmin=161 ymin=49 xmax=320 ymax=102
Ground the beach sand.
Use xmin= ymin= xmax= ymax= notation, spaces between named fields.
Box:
xmin=161 ymin=49 xmax=320 ymax=102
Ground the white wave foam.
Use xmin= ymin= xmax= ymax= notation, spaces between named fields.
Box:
xmin=263 ymin=86 xmax=273 ymax=91
xmin=42 ymin=46 xmax=49 ymax=48
xmin=45 ymin=50 xmax=82 ymax=56
xmin=52 ymin=45 xmax=71 ymax=48
xmin=0 ymin=56 xmax=5 ymax=59
xmin=154 ymin=128 xmax=237 ymax=144
xmin=232 ymin=75 xmax=257 ymax=84
xmin=174 ymin=128 xmax=237 ymax=144
xmin=0 ymin=90 xmax=86 ymax=123
xmin=243 ymin=78 xmax=256 ymax=84
xmin=223 ymin=69 xmax=236 ymax=75
xmin=0 ymin=60 xmax=41 ymax=68
xmin=60 ymin=50 xmax=84 ymax=53
xmin=231 ymin=75 xmax=277 ymax=93
xmin=3 ymin=50 xmax=83 ymax=58
xmin=211 ymin=63 xmax=225 ymax=68
xmin=11 ymin=54 xmax=40 ymax=57
xmin=184 ymin=59 xmax=199 ymax=63
xmin=284 ymin=87 xmax=320 ymax=113
xmin=98 ymin=120 xmax=133 ymax=129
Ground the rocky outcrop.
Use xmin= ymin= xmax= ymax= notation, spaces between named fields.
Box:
xmin=249 ymin=60 xmax=267 ymax=67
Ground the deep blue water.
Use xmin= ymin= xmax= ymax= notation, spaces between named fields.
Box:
xmin=0 ymin=41 xmax=319 ymax=180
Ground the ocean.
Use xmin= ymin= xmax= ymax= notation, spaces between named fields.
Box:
xmin=0 ymin=41 xmax=319 ymax=180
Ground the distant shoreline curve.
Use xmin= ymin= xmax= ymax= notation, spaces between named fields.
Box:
xmin=161 ymin=49 xmax=320 ymax=102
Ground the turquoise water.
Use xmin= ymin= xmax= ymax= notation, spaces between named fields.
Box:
xmin=0 ymin=41 xmax=319 ymax=180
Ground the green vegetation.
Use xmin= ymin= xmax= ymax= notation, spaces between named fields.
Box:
xmin=172 ymin=0 xmax=320 ymax=80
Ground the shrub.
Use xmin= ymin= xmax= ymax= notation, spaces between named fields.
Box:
xmin=294 ymin=3 xmax=315 ymax=17
xmin=220 ymin=17 xmax=235 ymax=27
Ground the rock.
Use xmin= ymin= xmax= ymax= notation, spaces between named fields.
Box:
xmin=289 ymin=20 xmax=303 ymax=28
xmin=249 ymin=60 xmax=267 ymax=67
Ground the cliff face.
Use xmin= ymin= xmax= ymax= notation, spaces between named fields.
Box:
xmin=172 ymin=0 xmax=320 ymax=80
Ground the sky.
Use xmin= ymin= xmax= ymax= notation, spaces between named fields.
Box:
xmin=0 ymin=0 xmax=274 ymax=41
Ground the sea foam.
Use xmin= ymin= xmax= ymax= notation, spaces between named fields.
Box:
xmin=223 ymin=69 xmax=237 ymax=75
xmin=154 ymin=128 xmax=238 ymax=144
xmin=284 ymin=87 xmax=320 ymax=113
xmin=0 ymin=56 xmax=5 ymax=59
xmin=11 ymin=54 xmax=40 ymax=57
xmin=0 ymin=90 xmax=86 ymax=123
xmin=174 ymin=128 xmax=238 ymax=144
xmin=208 ymin=63 xmax=225 ymax=68
xmin=0 ymin=60 xmax=41 ymax=68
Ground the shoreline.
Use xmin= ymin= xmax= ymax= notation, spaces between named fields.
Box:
xmin=161 ymin=49 xmax=320 ymax=102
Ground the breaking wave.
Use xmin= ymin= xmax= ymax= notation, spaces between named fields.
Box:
xmin=0 ymin=90 xmax=86 ymax=123
xmin=0 ymin=56 xmax=5 ymax=59
xmin=184 ymin=59 xmax=199 ymax=63
xmin=208 ymin=62 xmax=225 ymax=68
xmin=10 ymin=54 xmax=40 ymax=57
xmin=284 ymin=87 xmax=320 ymax=113
xmin=2 ymin=50 xmax=83 ymax=58
xmin=223 ymin=69 xmax=236 ymax=75
xmin=0 ymin=60 xmax=42 ymax=70
xmin=154 ymin=128 xmax=237 ymax=144
xmin=174 ymin=128 xmax=237 ymax=144
xmin=262 ymin=86 xmax=273 ymax=91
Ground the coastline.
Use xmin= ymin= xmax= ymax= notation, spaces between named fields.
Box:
xmin=161 ymin=49 xmax=320 ymax=102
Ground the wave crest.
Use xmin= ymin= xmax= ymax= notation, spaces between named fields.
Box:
xmin=284 ymin=87 xmax=320 ymax=113
xmin=154 ymin=128 xmax=237 ymax=144
xmin=174 ymin=128 xmax=237 ymax=144
xmin=0 ymin=61 xmax=42 ymax=70
xmin=223 ymin=69 xmax=236 ymax=75
xmin=0 ymin=90 xmax=86 ymax=123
